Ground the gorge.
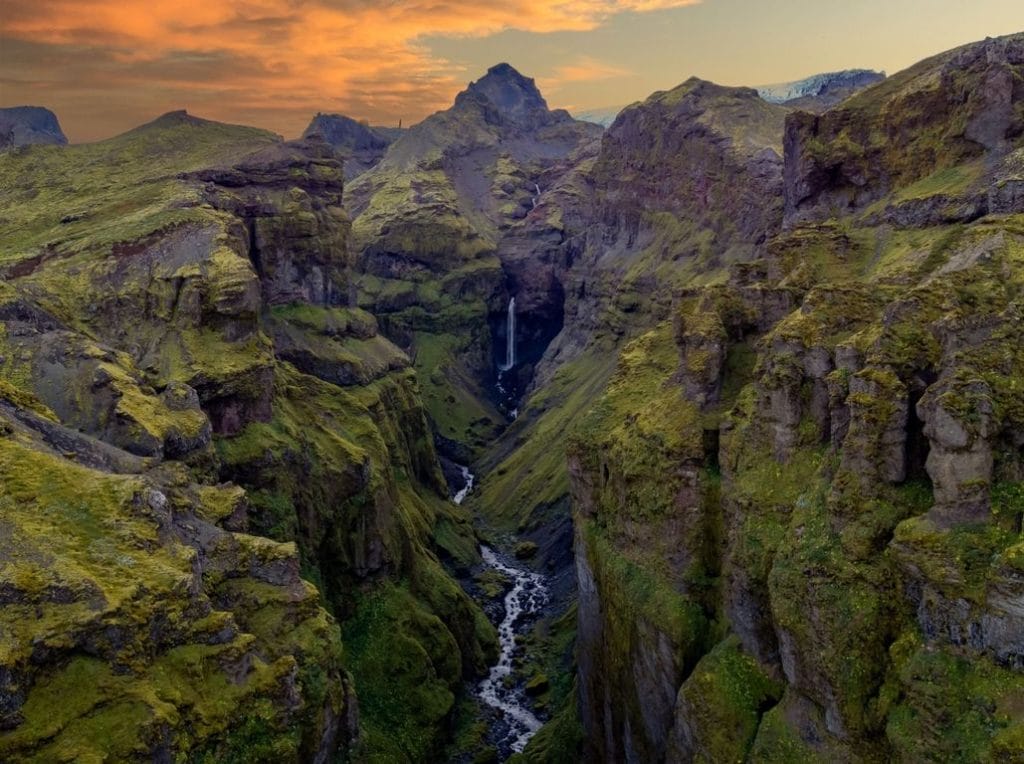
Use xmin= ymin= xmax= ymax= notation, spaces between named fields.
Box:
xmin=1 ymin=30 xmax=1023 ymax=764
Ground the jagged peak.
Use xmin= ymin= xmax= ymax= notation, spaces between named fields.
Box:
xmin=303 ymin=112 xmax=392 ymax=151
xmin=455 ymin=62 xmax=552 ymax=124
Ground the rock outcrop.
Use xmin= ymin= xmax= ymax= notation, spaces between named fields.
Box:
xmin=302 ymin=113 xmax=403 ymax=180
xmin=0 ymin=106 xmax=68 ymax=149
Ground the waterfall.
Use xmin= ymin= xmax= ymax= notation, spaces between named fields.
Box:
xmin=502 ymin=297 xmax=516 ymax=370
xmin=530 ymin=183 xmax=541 ymax=210
xmin=452 ymin=465 xmax=474 ymax=505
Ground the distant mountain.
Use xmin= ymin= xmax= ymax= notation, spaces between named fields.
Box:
xmin=0 ymin=106 xmax=68 ymax=149
xmin=302 ymin=113 xmax=404 ymax=179
xmin=574 ymin=69 xmax=883 ymax=127
xmin=572 ymin=105 xmax=624 ymax=127
xmin=757 ymin=69 xmax=885 ymax=111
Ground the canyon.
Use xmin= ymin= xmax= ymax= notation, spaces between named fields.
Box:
xmin=0 ymin=32 xmax=1023 ymax=764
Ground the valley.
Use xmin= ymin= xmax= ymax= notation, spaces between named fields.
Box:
xmin=1 ymin=29 xmax=1023 ymax=764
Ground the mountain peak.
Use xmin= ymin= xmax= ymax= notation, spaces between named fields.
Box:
xmin=0 ymin=106 xmax=68 ymax=149
xmin=456 ymin=63 xmax=551 ymax=125
xmin=485 ymin=62 xmax=524 ymax=78
xmin=143 ymin=109 xmax=210 ymax=129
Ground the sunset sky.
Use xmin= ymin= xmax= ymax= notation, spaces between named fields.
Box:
xmin=1 ymin=0 xmax=1021 ymax=143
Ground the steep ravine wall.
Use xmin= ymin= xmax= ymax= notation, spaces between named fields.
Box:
xmin=569 ymin=34 xmax=1024 ymax=763
xmin=572 ymin=220 xmax=1024 ymax=760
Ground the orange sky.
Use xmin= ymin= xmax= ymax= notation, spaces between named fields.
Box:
xmin=0 ymin=0 xmax=699 ymax=141
xmin=1 ymin=1 xmax=1021 ymax=142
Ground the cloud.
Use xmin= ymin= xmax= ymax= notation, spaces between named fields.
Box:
xmin=539 ymin=56 xmax=633 ymax=94
xmin=0 ymin=0 xmax=701 ymax=140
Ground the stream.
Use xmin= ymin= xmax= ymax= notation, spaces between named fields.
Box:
xmin=452 ymin=467 xmax=549 ymax=757
xmin=475 ymin=545 xmax=548 ymax=755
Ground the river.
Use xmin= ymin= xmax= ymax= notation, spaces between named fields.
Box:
xmin=475 ymin=545 xmax=548 ymax=754
xmin=452 ymin=467 xmax=549 ymax=757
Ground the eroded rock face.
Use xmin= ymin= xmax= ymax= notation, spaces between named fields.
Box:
xmin=0 ymin=106 xmax=68 ymax=149
xmin=570 ymin=32 xmax=1024 ymax=764
xmin=193 ymin=137 xmax=353 ymax=309
xmin=536 ymin=77 xmax=790 ymax=384
xmin=784 ymin=34 xmax=1024 ymax=226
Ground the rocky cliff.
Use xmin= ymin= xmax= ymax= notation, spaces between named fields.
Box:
xmin=475 ymin=77 xmax=790 ymax=541
xmin=302 ymin=113 xmax=404 ymax=181
xmin=568 ymin=32 xmax=1024 ymax=763
xmin=785 ymin=35 xmax=1024 ymax=226
xmin=0 ymin=106 xmax=68 ymax=149
xmin=347 ymin=63 xmax=601 ymax=454
xmin=0 ymin=109 xmax=495 ymax=761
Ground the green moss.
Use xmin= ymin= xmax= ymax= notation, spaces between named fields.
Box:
xmin=342 ymin=582 xmax=460 ymax=762
xmin=0 ymin=378 xmax=57 ymax=421
xmin=215 ymin=361 xmax=496 ymax=759
xmin=0 ymin=114 xmax=275 ymax=267
xmin=411 ymin=331 xmax=503 ymax=451
xmin=512 ymin=685 xmax=585 ymax=764
xmin=445 ymin=696 xmax=497 ymax=764
xmin=350 ymin=164 xmax=495 ymax=273
xmin=893 ymin=160 xmax=985 ymax=202
xmin=886 ymin=633 xmax=1024 ymax=762
xmin=475 ymin=350 xmax=616 ymax=529
xmin=672 ymin=636 xmax=783 ymax=762
xmin=0 ymin=433 xmax=345 ymax=761
xmin=892 ymin=515 xmax=1018 ymax=603
xmin=583 ymin=519 xmax=709 ymax=679
xmin=748 ymin=692 xmax=834 ymax=763
xmin=571 ymin=324 xmax=703 ymax=530
xmin=768 ymin=480 xmax=906 ymax=737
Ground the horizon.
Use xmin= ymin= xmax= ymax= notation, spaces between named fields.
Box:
xmin=1 ymin=2 xmax=1022 ymax=142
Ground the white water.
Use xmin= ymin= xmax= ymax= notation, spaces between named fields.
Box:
xmin=476 ymin=545 xmax=548 ymax=753
xmin=531 ymin=183 xmax=541 ymax=209
xmin=453 ymin=464 xmax=475 ymax=505
xmin=500 ymin=297 xmax=516 ymax=371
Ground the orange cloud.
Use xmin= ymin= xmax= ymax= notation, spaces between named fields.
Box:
xmin=539 ymin=56 xmax=633 ymax=94
xmin=0 ymin=0 xmax=700 ymax=141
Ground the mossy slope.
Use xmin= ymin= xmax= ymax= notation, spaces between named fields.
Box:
xmin=0 ymin=110 xmax=495 ymax=761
